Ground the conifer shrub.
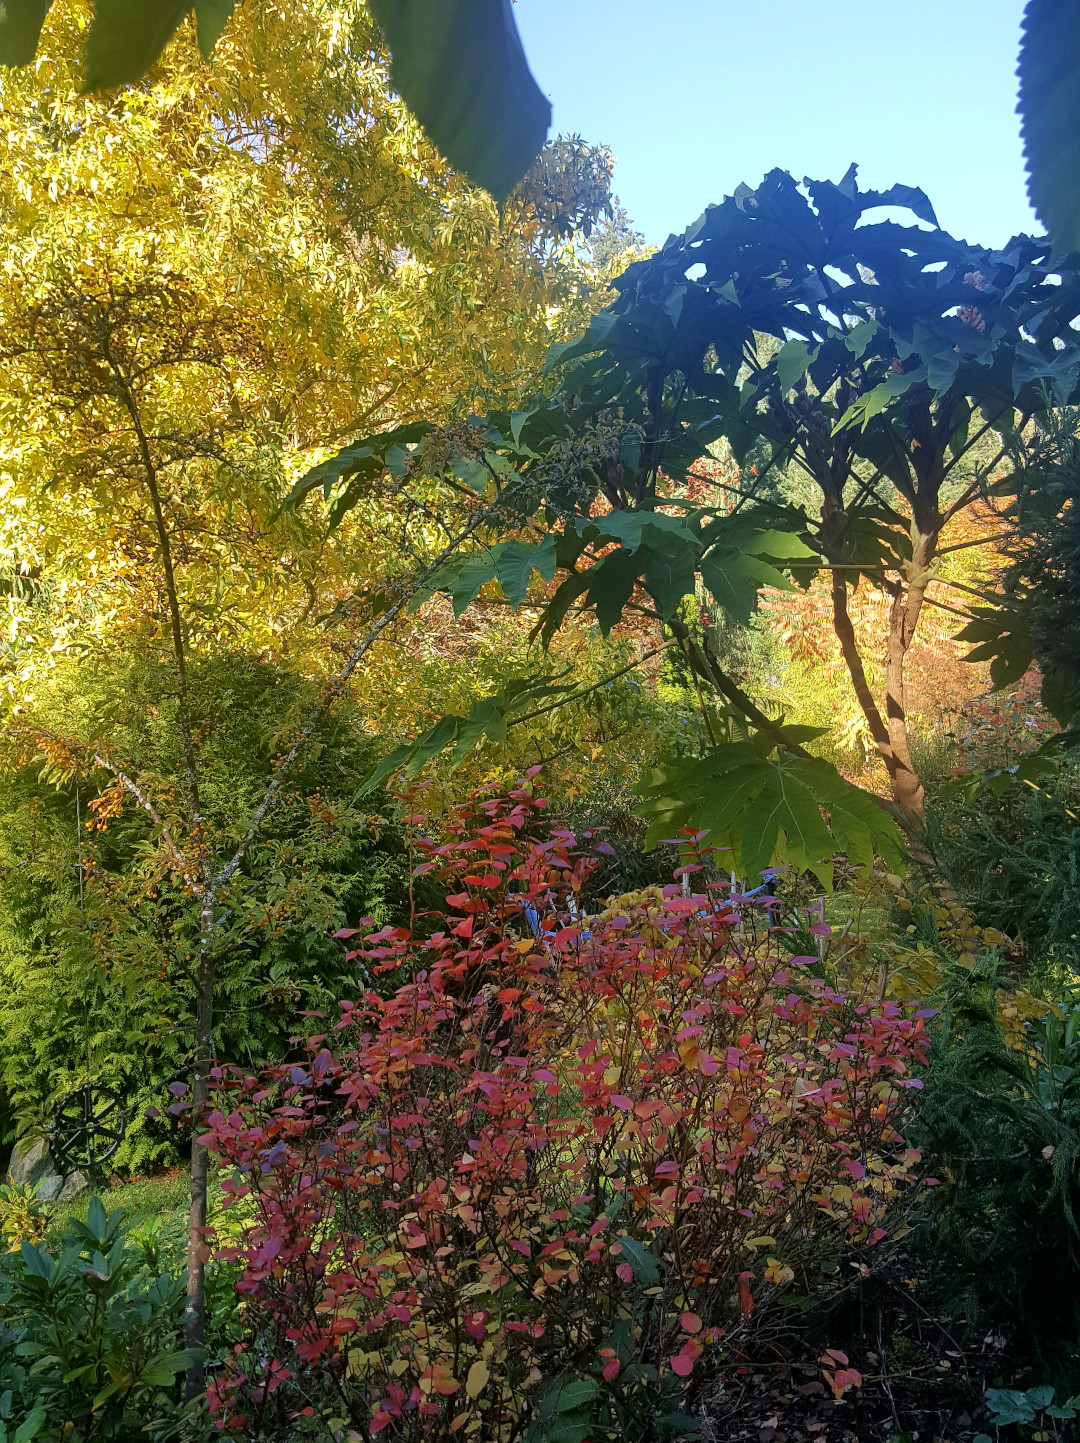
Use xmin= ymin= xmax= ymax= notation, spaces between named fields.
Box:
xmin=0 ymin=653 xmax=410 ymax=1168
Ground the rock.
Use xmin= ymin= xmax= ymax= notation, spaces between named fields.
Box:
xmin=56 ymin=1170 xmax=90 ymax=1202
xmin=34 ymin=1172 xmax=65 ymax=1203
xmin=7 ymin=1137 xmax=58 ymax=1191
xmin=6 ymin=1136 xmax=84 ymax=1202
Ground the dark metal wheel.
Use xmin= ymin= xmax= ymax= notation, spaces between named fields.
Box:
xmin=48 ymin=1083 xmax=125 ymax=1175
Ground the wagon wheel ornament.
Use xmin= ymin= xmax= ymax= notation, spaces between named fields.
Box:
xmin=48 ymin=1083 xmax=126 ymax=1176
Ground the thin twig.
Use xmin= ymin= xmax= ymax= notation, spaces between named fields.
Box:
xmin=90 ymin=752 xmax=198 ymax=891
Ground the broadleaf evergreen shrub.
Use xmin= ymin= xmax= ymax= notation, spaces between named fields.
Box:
xmin=925 ymin=698 xmax=1080 ymax=980
xmin=0 ymin=1198 xmax=190 ymax=1440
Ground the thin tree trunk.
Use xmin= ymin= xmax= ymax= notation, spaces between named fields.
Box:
xmin=107 ymin=354 xmax=215 ymax=1402
xmin=830 ymin=561 xmax=931 ymax=831
xmin=86 ymin=351 xmax=515 ymax=1403
xmin=882 ymin=531 xmax=935 ymax=826
xmin=185 ymin=893 xmax=216 ymax=1398
xmin=830 ymin=569 xmax=895 ymax=765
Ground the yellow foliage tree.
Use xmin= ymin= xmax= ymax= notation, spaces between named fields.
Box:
xmin=0 ymin=0 xmax=610 ymax=698
xmin=0 ymin=0 xmax=615 ymax=1393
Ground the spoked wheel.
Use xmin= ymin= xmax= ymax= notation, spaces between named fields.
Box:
xmin=48 ymin=1083 xmax=125 ymax=1176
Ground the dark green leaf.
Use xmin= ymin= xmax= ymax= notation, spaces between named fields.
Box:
xmin=611 ymin=1234 xmax=660 ymax=1285
xmin=494 ymin=537 xmax=555 ymax=607
xmin=193 ymin=0 xmax=233 ymax=55
xmin=593 ymin=509 xmax=696 ymax=553
xmin=533 ymin=1418 xmax=592 ymax=1443
xmin=362 ymin=716 xmax=461 ymax=792
xmin=368 ymin=0 xmax=550 ymax=201
xmin=18 ymin=1242 xmax=53 ymax=1281
xmin=361 ymin=677 xmax=570 ymax=789
xmin=0 ymin=0 xmax=53 ymax=65
xmin=700 ymin=552 xmax=793 ymax=627
xmin=1041 ymin=666 xmax=1080 ymax=726
xmin=776 ymin=338 xmax=815 ymax=394
xmin=861 ymin=181 xmax=939 ymax=228
xmin=585 ymin=548 xmax=642 ymax=635
xmin=86 ymin=1196 xmax=108 ymax=1239
xmin=835 ymin=365 xmax=928 ymax=432
xmin=637 ymin=745 xmax=900 ymax=887
xmin=533 ymin=573 xmax=590 ymax=651
xmin=844 ymin=317 xmax=879 ymax=360
xmin=277 ymin=422 xmax=432 ymax=516
xmin=542 ymin=1376 xmax=600 ymax=1415
xmin=450 ymin=698 xmax=508 ymax=765
xmin=990 ymin=647 xmax=1035 ymax=690
xmin=1019 ymin=0 xmax=1080 ymax=252
xmin=12 ymin=1407 xmax=46 ymax=1443
xmin=736 ymin=763 xmax=834 ymax=884
xmin=82 ymin=0 xmax=191 ymax=91
xmin=445 ymin=555 xmax=502 ymax=617
xmin=642 ymin=535 xmax=699 ymax=619
xmin=138 ymin=1349 xmax=197 ymax=1387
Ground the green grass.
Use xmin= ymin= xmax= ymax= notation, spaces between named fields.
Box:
xmin=48 ymin=1169 xmax=194 ymax=1236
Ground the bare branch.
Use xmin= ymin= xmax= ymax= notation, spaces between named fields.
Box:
xmin=89 ymin=752 xmax=200 ymax=893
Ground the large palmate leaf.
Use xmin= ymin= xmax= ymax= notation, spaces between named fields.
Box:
xmin=636 ymin=744 xmax=901 ymax=888
xmin=368 ymin=0 xmax=550 ymax=200
xmin=426 ymin=509 xmax=818 ymax=643
xmin=955 ymin=603 xmax=1036 ymax=692
xmin=955 ymin=599 xmax=1080 ymax=725
xmin=275 ymin=422 xmax=434 ymax=527
xmin=1018 ymin=0 xmax=1080 ymax=253
xmin=360 ymin=677 xmax=572 ymax=792
xmin=82 ymin=0 xmax=192 ymax=86
xmin=427 ymin=535 xmax=558 ymax=616
xmin=698 ymin=512 xmax=819 ymax=625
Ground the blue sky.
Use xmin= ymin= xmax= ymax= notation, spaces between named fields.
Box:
xmin=515 ymin=0 xmax=1037 ymax=248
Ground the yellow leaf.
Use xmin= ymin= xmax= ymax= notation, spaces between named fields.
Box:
xmin=678 ymin=1039 xmax=700 ymax=1069
xmin=466 ymin=1360 xmax=489 ymax=1398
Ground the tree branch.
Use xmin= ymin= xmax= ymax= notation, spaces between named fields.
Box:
xmin=101 ymin=339 xmax=207 ymax=878
xmin=89 ymin=753 xmax=200 ymax=892
xmin=213 ymin=496 xmax=518 ymax=890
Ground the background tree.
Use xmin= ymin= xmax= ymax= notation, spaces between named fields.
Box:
xmin=0 ymin=0 xmax=552 ymax=202
xmin=589 ymin=198 xmax=647 ymax=271
xmin=0 ymin=654 xmax=411 ymax=1169
xmin=3 ymin=0 xmax=1075 ymax=269
xmin=955 ymin=409 xmax=1080 ymax=730
xmin=0 ymin=0 xmax=620 ymax=1389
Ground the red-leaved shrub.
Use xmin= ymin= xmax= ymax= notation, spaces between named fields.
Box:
xmin=199 ymin=781 xmax=929 ymax=1440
